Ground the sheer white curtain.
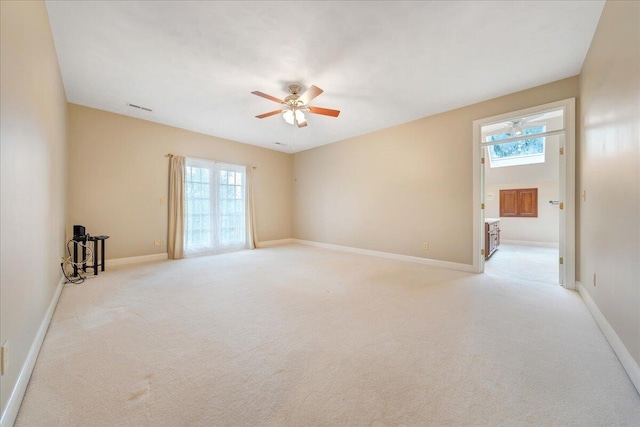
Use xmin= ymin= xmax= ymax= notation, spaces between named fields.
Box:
xmin=184 ymin=158 xmax=252 ymax=256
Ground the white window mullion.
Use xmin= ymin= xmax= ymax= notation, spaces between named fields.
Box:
xmin=213 ymin=163 xmax=221 ymax=250
xmin=210 ymin=163 xmax=218 ymax=250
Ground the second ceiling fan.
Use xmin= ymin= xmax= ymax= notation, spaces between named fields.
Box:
xmin=252 ymin=84 xmax=340 ymax=128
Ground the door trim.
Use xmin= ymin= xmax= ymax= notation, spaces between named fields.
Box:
xmin=472 ymin=98 xmax=576 ymax=289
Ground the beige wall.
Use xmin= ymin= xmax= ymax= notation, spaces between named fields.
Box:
xmin=579 ymin=1 xmax=640 ymax=365
xmin=293 ymin=77 xmax=579 ymax=265
xmin=484 ymin=134 xmax=560 ymax=244
xmin=0 ymin=0 xmax=68 ymax=420
xmin=67 ymin=105 xmax=293 ymax=260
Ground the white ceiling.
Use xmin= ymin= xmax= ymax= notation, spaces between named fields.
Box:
xmin=45 ymin=1 xmax=604 ymax=153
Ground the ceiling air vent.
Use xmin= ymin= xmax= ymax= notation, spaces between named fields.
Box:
xmin=127 ymin=103 xmax=152 ymax=112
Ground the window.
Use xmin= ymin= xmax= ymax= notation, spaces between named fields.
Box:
xmin=486 ymin=126 xmax=546 ymax=168
xmin=184 ymin=159 xmax=247 ymax=256
xmin=500 ymin=188 xmax=538 ymax=218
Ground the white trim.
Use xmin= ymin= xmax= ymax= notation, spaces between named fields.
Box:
xmin=578 ymin=282 xmax=640 ymax=394
xmin=473 ymin=121 xmax=483 ymax=276
xmin=501 ymin=240 xmax=559 ymax=249
xmin=106 ymin=253 xmax=168 ymax=267
xmin=257 ymin=238 xmax=294 ymax=248
xmin=484 ymin=128 xmax=564 ymax=147
xmin=0 ymin=277 xmax=64 ymax=427
xmin=564 ymin=99 xmax=576 ymax=289
xmin=292 ymin=239 xmax=476 ymax=273
xmin=472 ymin=98 xmax=576 ymax=290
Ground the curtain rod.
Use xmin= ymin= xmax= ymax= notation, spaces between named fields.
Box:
xmin=165 ymin=153 xmax=256 ymax=169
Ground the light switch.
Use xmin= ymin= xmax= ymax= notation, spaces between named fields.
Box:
xmin=160 ymin=197 xmax=166 ymax=205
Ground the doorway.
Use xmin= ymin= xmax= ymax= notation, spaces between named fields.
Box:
xmin=472 ymin=99 xmax=576 ymax=289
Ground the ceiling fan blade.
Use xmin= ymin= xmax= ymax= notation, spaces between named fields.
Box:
xmin=255 ymin=109 xmax=283 ymax=119
xmin=308 ymin=106 xmax=340 ymax=117
xmin=251 ymin=91 xmax=284 ymax=104
xmin=298 ymin=85 xmax=323 ymax=105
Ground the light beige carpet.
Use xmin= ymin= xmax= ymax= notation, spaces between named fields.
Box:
xmin=16 ymin=244 xmax=640 ymax=426
xmin=484 ymin=244 xmax=559 ymax=287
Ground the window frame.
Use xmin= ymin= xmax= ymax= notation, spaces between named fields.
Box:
xmin=184 ymin=158 xmax=247 ymax=256
xmin=486 ymin=126 xmax=546 ymax=168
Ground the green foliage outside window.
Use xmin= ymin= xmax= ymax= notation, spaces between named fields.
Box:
xmin=489 ymin=126 xmax=545 ymax=159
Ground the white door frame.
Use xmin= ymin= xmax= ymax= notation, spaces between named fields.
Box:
xmin=472 ymin=98 xmax=576 ymax=289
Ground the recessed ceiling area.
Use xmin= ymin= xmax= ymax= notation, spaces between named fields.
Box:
xmin=45 ymin=1 xmax=605 ymax=152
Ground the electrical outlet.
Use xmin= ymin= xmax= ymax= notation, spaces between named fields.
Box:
xmin=423 ymin=242 xmax=429 ymax=250
xmin=160 ymin=197 xmax=166 ymax=205
xmin=160 ymin=239 xmax=166 ymax=246
xmin=154 ymin=239 xmax=161 ymax=247
xmin=1 ymin=342 xmax=7 ymax=375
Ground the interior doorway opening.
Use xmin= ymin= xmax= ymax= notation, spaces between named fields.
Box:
xmin=472 ymin=99 xmax=576 ymax=289
xmin=484 ymin=122 xmax=562 ymax=286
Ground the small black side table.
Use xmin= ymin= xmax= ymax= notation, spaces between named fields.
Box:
xmin=73 ymin=235 xmax=109 ymax=277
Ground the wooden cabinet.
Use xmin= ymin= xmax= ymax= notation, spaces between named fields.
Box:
xmin=485 ymin=219 xmax=500 ymax=260
xmin=500 ymin=188 xmax=538 ymax=217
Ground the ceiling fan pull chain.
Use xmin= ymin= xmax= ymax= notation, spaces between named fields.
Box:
xmin=292 ymin=118 xmax=297 ymax=152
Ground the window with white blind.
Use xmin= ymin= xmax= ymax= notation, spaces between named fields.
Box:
xmin=184 ymin=158 xmax=247 ymax=256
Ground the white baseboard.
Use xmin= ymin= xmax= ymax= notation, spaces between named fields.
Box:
xmin=578 ymin=281 xmax=640 ymax=394
xmin=0 ymin=277 xmax=64 ymax=427
xmin=257 ymin=238 xmax=293 ymax=248
xmin=106 ymin=253 xmax=168 ymax=267
xmin=501 ymin=240 xmax=559 ymax=248
xmin=292 ymin=239 xmax=476 ymax=273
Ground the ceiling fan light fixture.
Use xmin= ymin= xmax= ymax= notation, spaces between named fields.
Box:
xmin=511 ymin=122 xmax=523 ymax=137
xmin=252 ymin=84 xmax=339 ymax=127
xmin=283 ymin=109 xmax=305 ymax=125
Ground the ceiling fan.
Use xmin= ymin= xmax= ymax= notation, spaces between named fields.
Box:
xmin=251 ymin=84 xmax=340 ymax=128
xmin=506 ymin=114 xmax=545 ymax=137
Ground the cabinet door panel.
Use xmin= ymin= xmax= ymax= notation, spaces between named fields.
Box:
xmin=518 ymin=188 xmax=538 ymax=217
xmin=500 ymin=190 xmax=518 ymax=217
